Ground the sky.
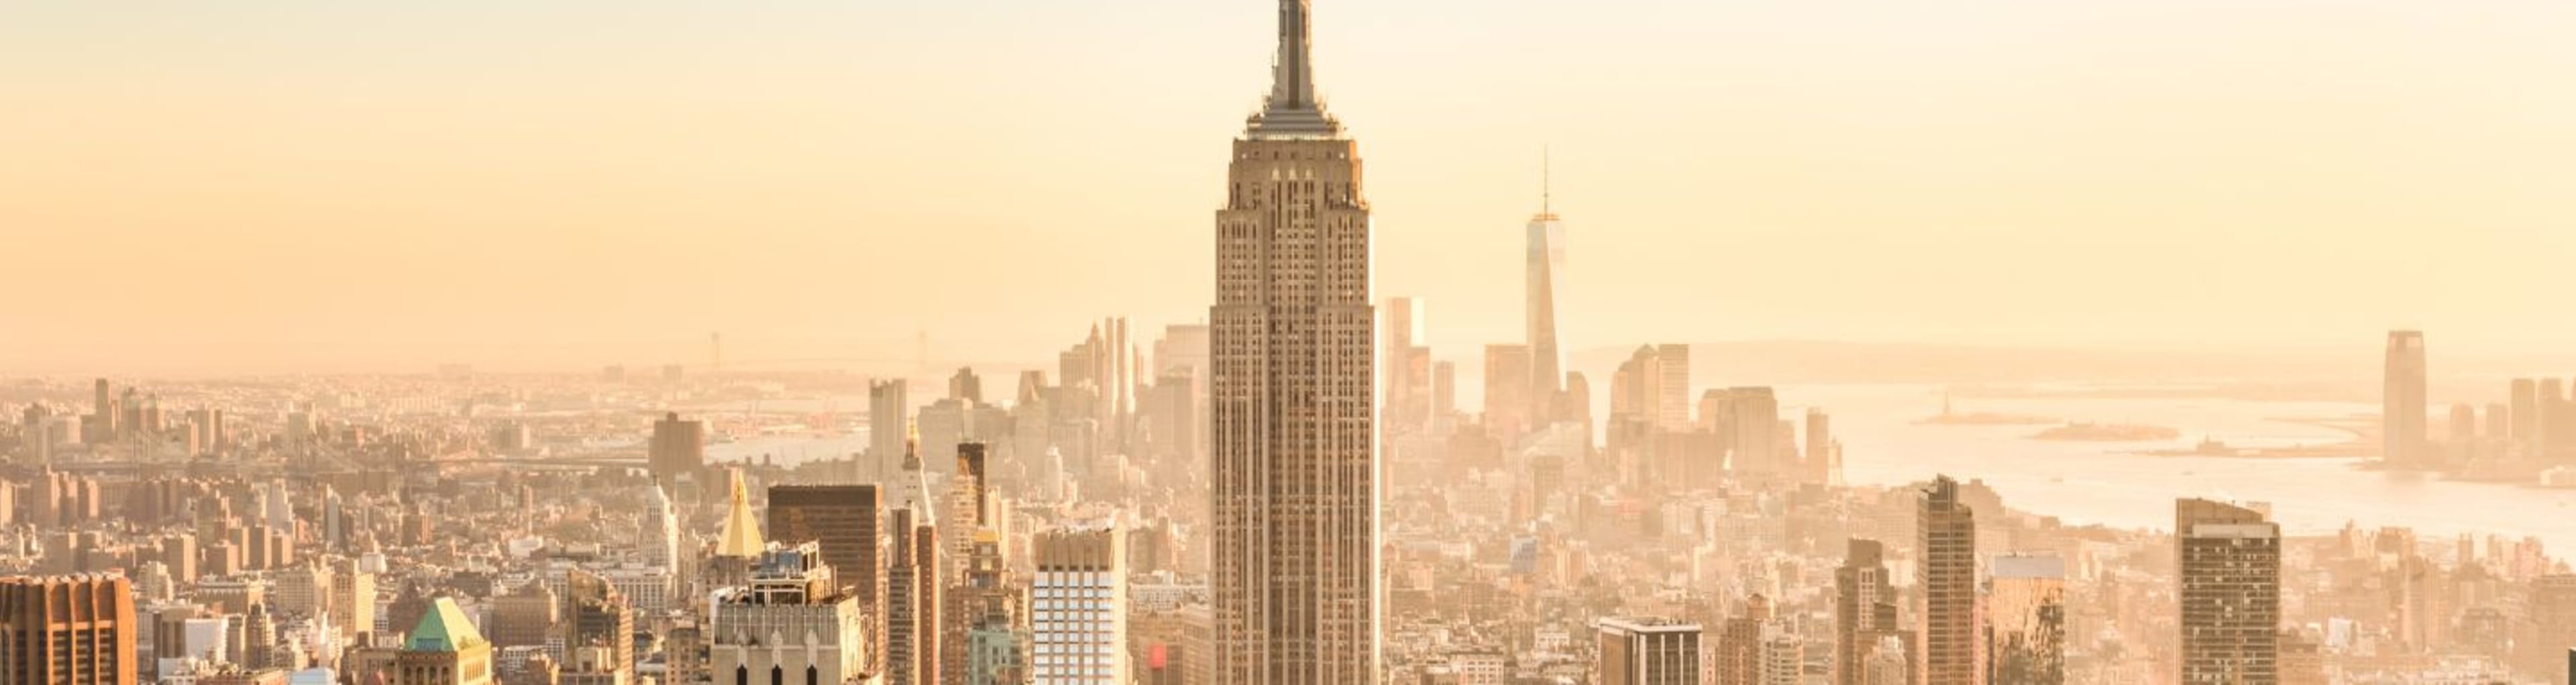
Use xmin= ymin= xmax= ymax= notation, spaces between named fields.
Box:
xmin=5 ymin=1 xmax=2575 ymax=375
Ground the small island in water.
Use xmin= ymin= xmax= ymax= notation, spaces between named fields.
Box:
xmin=1915 ymin=395 xmax=2059 ymax=426
xmin=2029 ymin=422 xmax=2183 ymax=441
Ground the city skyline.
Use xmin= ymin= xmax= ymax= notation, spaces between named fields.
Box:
xmin=12 ymin=1 xmax=2576 ymax=374
xmin=8 ymin=1 xmax=2576 ymax=684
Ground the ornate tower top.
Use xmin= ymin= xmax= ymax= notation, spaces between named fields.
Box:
xmin=1245 ymin=0 xmax=1342 ymax=140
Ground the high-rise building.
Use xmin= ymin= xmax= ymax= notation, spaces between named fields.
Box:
xmin=274 ymin=562 xmax=331 ymax=621
xmin=393 ymin=598 xmax=494 ymax=685
xmin=886 ymin=506 xmax=940 ymax=685
xmin=1525 ymin=169 xmax=1568 ymax=408
xmin=954 ymin=528 xmax=1021 ymax=685
xmin=1726 ymin=388 xmax=1781 ymax=481
xmin=1208 ymin=1 xmax=1379 ymax=682
xmin=1805 ymin=409 xmax=1839 ymax=486
xmin=329 ymin=558 xmax=376 ymax=647
xmin=89 ymin=378 xmax=117 ymax=444
xmin=2526 ymin=574 xmax=2576 ymax=682
xmin=488 ymin=586 xmax=558 ymax=649
xmin=1383 ymin=298 xmax=1428 ymax=436
xmin=1432 ymin=362 xmax=1458 ymax=419
xmin=1756 ymin=625 xmax=1801 ymax=685
xmin=711 ymin=545 xmax=870 ymax=685
xmin=2449 ymin=403 xmax=2479 ymax=442
xmin=1483 ymin=344 xmax=1535 ymax=440
xmin=942 ymin=443 xmax=997 ymax=684
xmin=1836 ymin=539 xmax=1907 ymax=685
xmin=641 ymin=484 xmax=680 ymax=578
xmin=872 ymin=380 xmax=910 ymax=482
xmin=2177 ymin=498 xmax=2280 ymax=684
xmin=766 ymin=484 xmax=881 ymax=631
xmin=0 ymin=574 xmax=138 ymax=685
xmin=2512 ymin=378 xmax=2540 ymax=447
xmin=648 ymin=413 xmax=706 ymax=486
xmin=1986 ymin=555 xmax=2066 ymax=685
xmin=19 ymin=404 xmax=52 ymax=466
xmin=1656 ymin=344 xmax=1692 ymax=431
xmin=1597 ymin=617 xmax=1700 ymax=685
xmin=2544 ymin=378 xmax=2570 ymax=460
xmin=949 ymin=367 xmax=983 ymax=405
xmin=1714 ymin=595 xmax=1773 ymax=685
xmin=1031 ymin=523 xmax=1125 ymax=684
xmin=1919 ymin=476 xmax=1979 ymax=684
xmin=2383 ymin=331 xmax=2427 ymax=467
xmin=561 ymin=571 xmax=633 ymax=685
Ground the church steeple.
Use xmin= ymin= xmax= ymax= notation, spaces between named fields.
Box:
xmin=1246 ymin=0 xmax=1342 ymax=140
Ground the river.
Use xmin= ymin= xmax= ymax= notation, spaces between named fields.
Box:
xmin=1799 ymin=384 xmax=2576 ymax=551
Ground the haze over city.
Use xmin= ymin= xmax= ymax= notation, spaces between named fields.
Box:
xmin=10 ymin=1 xmax=2576 ymax=374
xmin=8 ymin=2 xmax=2576 ymax=685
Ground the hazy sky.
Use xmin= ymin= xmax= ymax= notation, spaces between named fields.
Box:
xmin=7 ymin=1 xmax=2575 ymax=374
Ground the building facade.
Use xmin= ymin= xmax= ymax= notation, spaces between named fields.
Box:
xmin=1919 ymin=476 xmax=1979 ymax=684
xmin=1030 ymin=524 xmax=1124 ymax=684
xmin=1597 ymin=617 xmax=1700 ymax=685
xmin=1208 ymin=1 xmax=1379 ymax=683
xmin=2178 ymin=498 xmax=2281 ymax=684
xmin=2383 ymin=331 xmax=2427 ymax=467
xmin=710 ymin=546 xmax=869 ymax=685
xmin=0 ymin=574 xmax=138 ymax=685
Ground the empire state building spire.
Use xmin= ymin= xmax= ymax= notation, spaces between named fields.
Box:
xmin=1213 ymin=0 xmax=1377 ymax=680
xmin=1247 ymin=0 xmax=1341 ymax=139
xmin=1272 ymin=0 xmax=1317 ymax=110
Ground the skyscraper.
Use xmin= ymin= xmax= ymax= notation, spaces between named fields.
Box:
xmin=329 ymin=558 xmax=376 ymax=649
xmin=1525 ymin=161 xmax=1568 ymax=409
xmin=871 ymin=380 xmax=910 ymax=482
xmin=1836 ymin=539 xmax=1907 ymax=685
xmin=1383 ymin=297 xmax=1428 ymax=436
xmin=0 ymin=574 xmax=138 ymax=685
xmin=2177 ymin=498 xmax=2280 ymax=684
xmin=1805 ymin=409 xmax=1839 ymax=486
xmin=955 ymin=528 xmax=1021 ymax=685
xmin=1483 ymin=344 xmax=1535 ymax=440
xmin=1597 ymin=617 xmax=1701 ymax=685
xmin=1985 ymin=555 xmax=2067 ymax=685
xmin=1656 ymin=344 xmax=1692 ymax=431
xmin=1714 ymin=594 xmax=1773 ymax=685
xmin=1030 ymin=523 xmax=1126 ymax=684
xmin=2383 ymin=330 xmax=2427 ymax=468
xmin=561 ymin=570 xmax=635 ymax=685
xmin=1919 ymin=476 xmax=1979 ymax=685
xmin=885 ymin=507 xmax=941 ymax=685
xmin=640 ymin=484 xmax=680 ymax=577
xmin=1726 ymin=388 xmax=1780 ymax=481
xmin=649 ymin=413 xmax=706 ymax=486
xmin=1209 ymin=1 xmax=1378 ymax=682
xmin=942 ymin=443 xmax=996 ymax=684
xmin=766 ymin=484 xmax=882 ymax=635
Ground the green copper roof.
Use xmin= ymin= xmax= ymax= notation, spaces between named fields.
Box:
xmin=405 ymin=598 xmax=488 ymax=651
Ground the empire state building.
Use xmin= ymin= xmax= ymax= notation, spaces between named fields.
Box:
xmin=1209 ymin=0 xmax=1379 ymax=682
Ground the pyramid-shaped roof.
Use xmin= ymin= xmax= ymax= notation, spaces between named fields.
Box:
xmin=714 ymin=468 xmax=766 ymax=558
xmin=405 ymin=597 xmax=487 ymax=652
